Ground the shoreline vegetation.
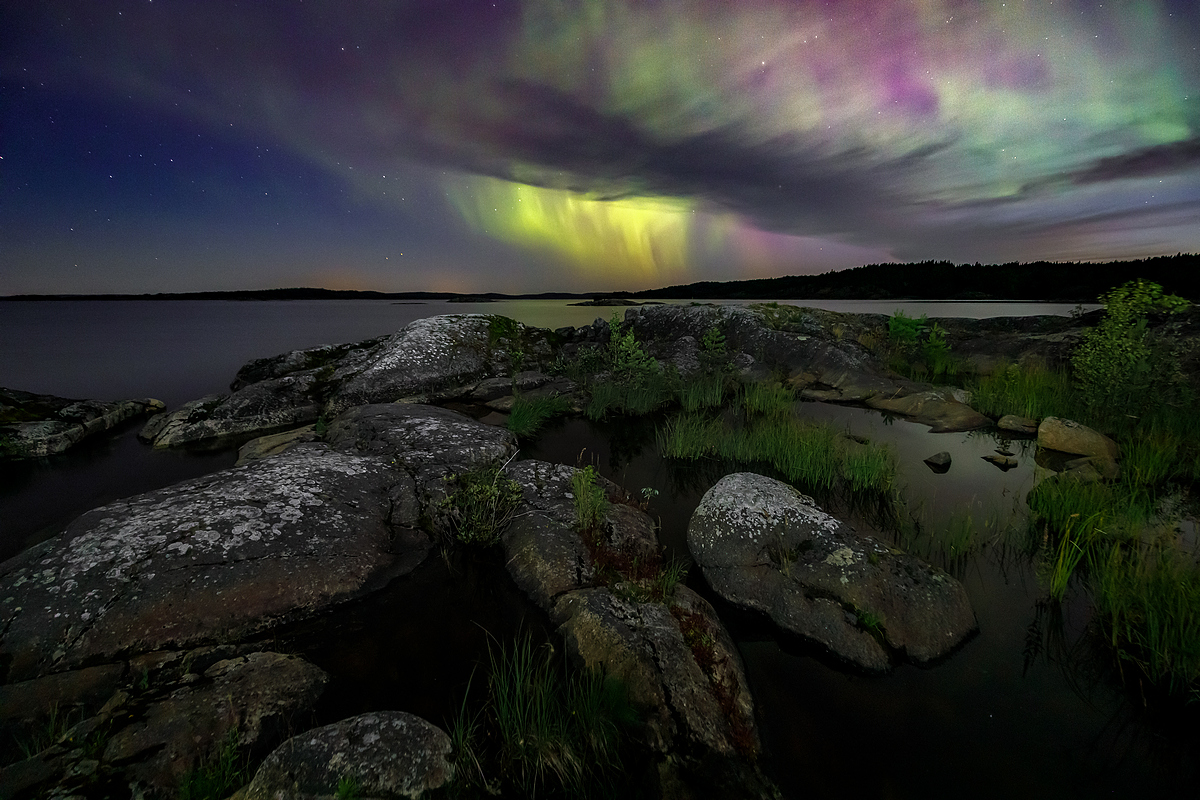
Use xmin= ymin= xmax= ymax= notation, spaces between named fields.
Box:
xmin=548 ymin=286 xmax=1200 ymax=701
xmin=3 ymin=252 xmax=1198 ymax=303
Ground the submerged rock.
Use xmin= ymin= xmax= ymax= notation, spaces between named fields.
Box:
xmin=687 ymin=473 xmax=976 ymax=672
xmin=244 ymin=711 xmax=452 ymax=800
xmin=0 ymin=387 xmax=163 ymax=459
xmin=982 ymin=454 xmax=1019 ymax=470
xmin=0 ymin=445 xmax=425 ymax=682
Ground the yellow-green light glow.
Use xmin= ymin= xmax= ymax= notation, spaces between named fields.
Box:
xmin=449 ymin=176 xmax=696 ymax=281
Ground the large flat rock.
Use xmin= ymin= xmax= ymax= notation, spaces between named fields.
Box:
xmin=0 ymin=445 xmax=425 ymax=682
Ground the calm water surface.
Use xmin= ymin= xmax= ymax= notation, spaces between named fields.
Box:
xmin=2 ymin=298 xmax=1188 ymax=798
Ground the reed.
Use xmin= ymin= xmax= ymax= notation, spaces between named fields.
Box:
xmin=967 ymin=362 xmax=1081 ymax=421
xmin=678 ymin=373 xmax=727 ymax=412
xmin=656 ymin=412 xmax=896 ymax=499
xmin=1091 ymin=542 xmax=1200 ymax=695
xmin=507 ymin=394 xmax=571 ymax=438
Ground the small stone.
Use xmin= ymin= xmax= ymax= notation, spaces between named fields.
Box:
xmin=997 ymin=414 xmax=1038 ymax=435
xmin=982 ymin=454 xmax=1018 ymax=470
xmin=923 ymin=451 xmax=952 ymax=472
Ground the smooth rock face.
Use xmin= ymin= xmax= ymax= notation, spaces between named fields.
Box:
xmin=0 ymin=445 xmax=421 ymax=682
xmin=104 ymin=652 xmax=327 ymax=790
xmin=1037 ymin=416 xmax=1121 ymax=459
xmin=865 ymin=389 xmax=992 ymax=432
xmin=688 ymin=473 xmax=976 ymax=671
xmin=236 ymin=424 xmax=321 ymax=465
xmin=244 ymin=711 xmax=452 ymax=800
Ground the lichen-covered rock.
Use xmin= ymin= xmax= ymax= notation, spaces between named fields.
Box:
xmin=626 ymin=304 xmax=904 ymax=404
xmin=326 ymin=315 xmax=554 ymax=414
xmin=325 ymin=403 xmax=516 ymax=476
xmin=103 ymin=652 xmax=327 ymax=790
xmin=244 ymin=711 xmax=452 ymax=800
xmin=0 ymin=445 xmax=425 ymax=682
xmin=1037 ymin=416 xmax=1121 ymax=460
xmin=140 ymin=372 xmax=323 ymax=448
xmin=500 ymin=460 xmax=659 ymax=610
xmin=0 ymin=387 xmax=162 ymax=458
xmin=688 ymin=473 xmax=976 ymax=671
xmin=230 ymin=337 xmax=387 ymax=391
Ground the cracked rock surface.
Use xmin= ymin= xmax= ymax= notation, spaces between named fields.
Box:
xmin=0 ymin=444 xmax=422 ymax=682
xmin=0 ymin=387 xmax=163 ymax=458
xmin=688 ymin=472 xmax=976 ymax=672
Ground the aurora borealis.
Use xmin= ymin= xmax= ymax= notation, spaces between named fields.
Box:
xmin=3 ymin=1 xmax=1199 ymax=294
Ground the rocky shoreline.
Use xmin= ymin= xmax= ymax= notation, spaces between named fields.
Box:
xmin=0 ymin=304 xmax=1145 ymax=798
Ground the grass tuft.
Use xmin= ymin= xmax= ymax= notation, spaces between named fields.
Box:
xmin=507 ymin=394 xmax=571 ymax=438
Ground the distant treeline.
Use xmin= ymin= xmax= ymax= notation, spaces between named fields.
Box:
xmin=629 ymin=254 xmax=1200 ymax=302
xmin=4 ymin=254 xmax=1196 ymax=303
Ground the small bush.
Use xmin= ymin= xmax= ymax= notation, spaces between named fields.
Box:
xmin=1071 ymin=279 xmax=1190 ymax=421
xmin=888 ymin=310 xmax=927 ymax=346
xmin=441 ymin=465 xmax=523 ymax=546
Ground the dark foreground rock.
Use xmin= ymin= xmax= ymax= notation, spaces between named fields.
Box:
xmin=500 ymin=460 xmax=776 ymax=797
xmin=0 ymin=387 xmax=163 ymax=458
xmin=244 ymin=711 xmax=452 ymax=800
xmin=688 ymin=473 xmax=976 ymax=672
xmin=0 ymin=648 xmax=326 ymax=799
xmin=0 ymin=444 xmax=426 ymax=683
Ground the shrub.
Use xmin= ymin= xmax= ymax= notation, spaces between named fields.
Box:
xmin=441 ymin=465 xmax=523 ymax=546
xmin=1071 ymin=279 xmax=1190 ymax=421
xmin=607 ymin=312 xmax=658 ymax=383
xmin=887 ymin=310 xmax=927 ymax=346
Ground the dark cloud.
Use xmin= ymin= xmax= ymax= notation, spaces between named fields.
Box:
xmin=1071 ymin=136 xmax=1200 ymax=185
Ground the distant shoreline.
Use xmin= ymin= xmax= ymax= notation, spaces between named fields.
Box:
xmin=4 ymin=253 xmax=1195 ymax=303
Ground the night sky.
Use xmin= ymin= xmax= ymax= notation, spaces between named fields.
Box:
xmin=3 ymin=1 xmax=1199 ymax=295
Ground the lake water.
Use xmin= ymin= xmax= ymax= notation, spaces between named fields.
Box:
xmin=2 ymin=297 xmax=1190 ymax=798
